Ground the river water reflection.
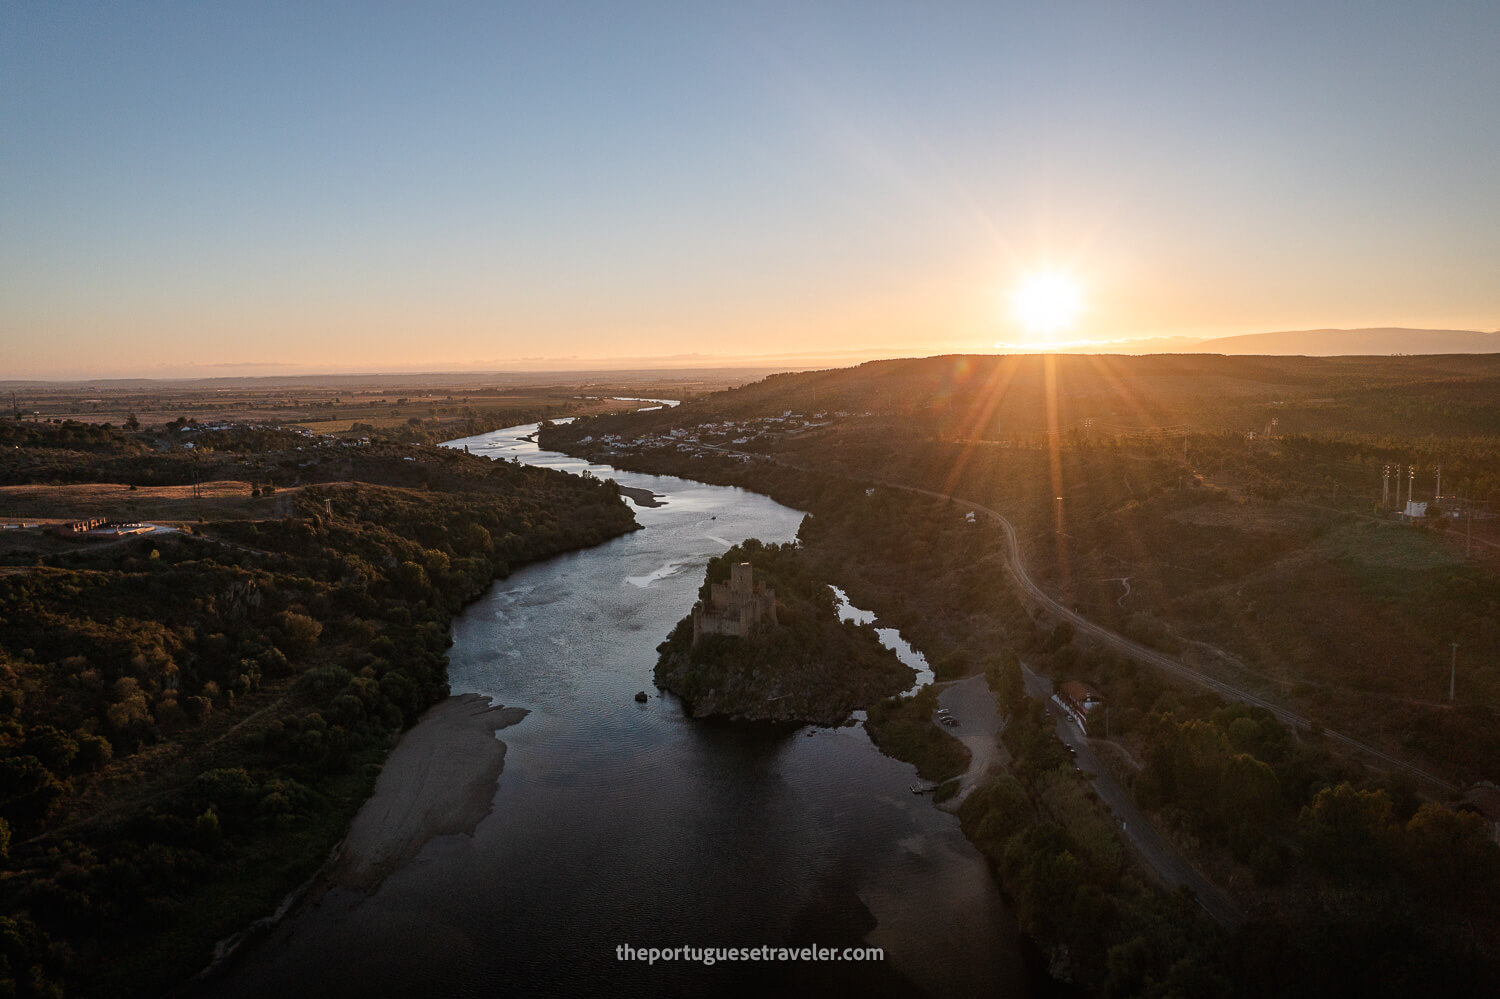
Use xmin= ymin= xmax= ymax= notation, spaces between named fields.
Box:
xmin=204 ymin=423 xmax=1036 ymax=998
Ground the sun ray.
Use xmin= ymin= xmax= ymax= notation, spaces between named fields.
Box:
xmin=1044 ymin=354 xmax=1074 ymax=600
xmin=1083 ymin=353 xmax=1165 ymax=437
xmin=938 ymin=356 xmax=1023 ymax=498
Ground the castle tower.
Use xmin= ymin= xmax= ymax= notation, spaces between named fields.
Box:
xmin=691 ymin=562 xmax=777 ymax=645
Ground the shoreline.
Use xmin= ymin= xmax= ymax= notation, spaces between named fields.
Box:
xmin=331 ymin=692 xmax=528 ymax=891
xmin=616 ymin=483 xmax=666 ymax=507
xmin=185 ymin=695 xmax=528 ymax=993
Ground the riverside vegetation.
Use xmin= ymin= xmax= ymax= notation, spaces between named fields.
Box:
xmin=0 ymin=418 xmax=638 ymax=997
xmin=653 ymin=540 xmax=914 ymax=726
xmin=541 ymin=354 xmax=1500 ymax=996
xmin=653 ymin=535 xmax=973 ymax=783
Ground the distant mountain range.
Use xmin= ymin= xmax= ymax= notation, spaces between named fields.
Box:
xmin=13 ymin=328 xmax=1500 ymax=384
xmin=1190 ymin=327 xmax=1500 ymax=356
xmin=803 ymin=328 xmax=1500 ymax=363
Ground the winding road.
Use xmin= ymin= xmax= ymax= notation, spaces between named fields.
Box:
xmin=895 ymin=484 xmax=1458 ymax=795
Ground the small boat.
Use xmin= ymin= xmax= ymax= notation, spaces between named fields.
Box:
xmin=635 ymin=691 xmax=648 ymax=703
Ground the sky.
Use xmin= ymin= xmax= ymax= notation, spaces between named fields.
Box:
xmin=3 ymin=1 xmax=1498 ymax=378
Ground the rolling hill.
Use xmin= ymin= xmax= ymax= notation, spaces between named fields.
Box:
xmin=1193 ymin=327 xmax=1500 ymax=355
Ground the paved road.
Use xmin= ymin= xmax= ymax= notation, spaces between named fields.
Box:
xmin=892 ymin=483 xmax=1458 ymax=794
xmin=929 ymin=669 xmax=1242 ymax=928
xmin=1022 ymin=665 xmax=1244 ymax=930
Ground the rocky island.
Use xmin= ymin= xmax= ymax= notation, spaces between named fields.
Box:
xmin=654 ymin=540 xmax=913 ymax=725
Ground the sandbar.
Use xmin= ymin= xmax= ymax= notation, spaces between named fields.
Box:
xmin=331 ymin=693 xmax=527 ymax=891
xmin=616 ymin=484 xmax=666 ymax=508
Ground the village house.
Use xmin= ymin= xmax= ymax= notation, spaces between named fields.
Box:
xmin=1056 ymin=680 xmax=1105 ymax=735
xmin=56 ymin=518 xmax=107 ymax=537
xmin=1457 ymin=782 xmax=1500 ymax=845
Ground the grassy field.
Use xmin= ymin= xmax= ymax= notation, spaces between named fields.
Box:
xmin=0 ymin=479 xmax=270 ymax=521
xmin=0 ymin=480 xmax=299 ymax=564
xmin=5 ymin=372 xmax=775 ymax=429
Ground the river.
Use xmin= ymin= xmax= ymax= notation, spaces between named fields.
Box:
xmin=201 ymin=422 xmax=1038 ymax=998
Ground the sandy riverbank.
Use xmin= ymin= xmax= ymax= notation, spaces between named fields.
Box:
xmin=331 ymin=693 xmax=527 ymax=891
xmin=616 ymin=484 xmax=665 ymax=507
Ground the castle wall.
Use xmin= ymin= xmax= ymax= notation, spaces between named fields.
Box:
xmin=691 ymin=562 xmax=777 ymax=645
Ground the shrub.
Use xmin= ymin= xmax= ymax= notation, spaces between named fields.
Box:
xmin=275 ymin=611 xmax=323 ymax=657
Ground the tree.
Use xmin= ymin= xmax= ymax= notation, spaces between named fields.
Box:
xmin=1299 ymin=783 xmax=1394 ymax=876
xmin=460 ymin=522 xmax=493 ymax=553
xmin=1401 ymin=803 xmax=1500 ymax=899
xmin=75 ymin=733 xmax=112 ymax=770
xmin=124 ymin=412 xmax=140 ymax=431
xmin=985 ymin=650 xmax=1025 ymax=716
xmin=1169 ymin=720 xmax=1233 ymax=821
xmin=23 ymin=727 xmax=78 ymax=772
xmin=0 ymin=755 xmax=67 ymax=825
xmin=1003 ymin=822 xmax=1085 ymax=943
xmin=1049 ymin=620 xmax=1075 ymax=650
xmin=392 ymin=561 xmax=431 ymax=601
xmin=274 ymin=611 xmax=323 ymax=657
xmin=105 ymin=677 xmax=152 ymax=745
xmin=1221 ymin=753 xmax=1282 ymax=830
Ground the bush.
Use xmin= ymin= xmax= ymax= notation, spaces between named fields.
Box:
xmin=275 ymin=611 xmax=323 ymax=657
xmin=75 ymin=733 xmax=112 ymax=770
xmin=934 ymin=649 xmax=971 ymax=681
xmin=298 ymin=665 xmax=351 ymax=701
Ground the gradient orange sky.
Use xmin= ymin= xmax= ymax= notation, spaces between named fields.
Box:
xmin=3 ymin=3 xmax=1498 ymax=377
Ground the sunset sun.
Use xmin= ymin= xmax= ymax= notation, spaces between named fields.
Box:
xmin=1010 ymin=271 xmax=1084 ymax=341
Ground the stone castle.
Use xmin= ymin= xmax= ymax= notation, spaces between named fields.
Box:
xmin=691 ymin=562 xmax=777 ymax=645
